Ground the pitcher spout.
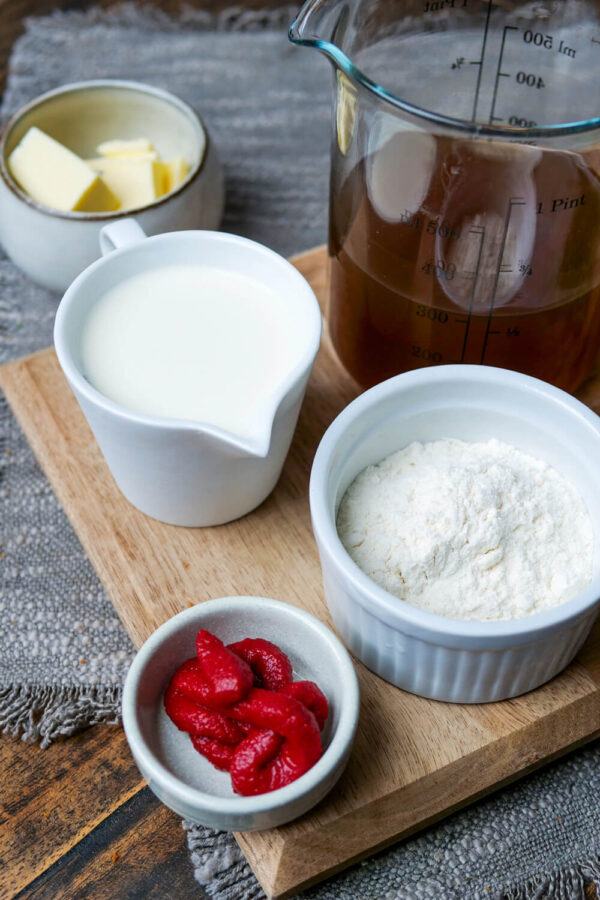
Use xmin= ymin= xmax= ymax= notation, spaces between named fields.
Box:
xmin=289 ymin=0 xmax=351 ymax=65
xmin=202 ymin=413 xmax=274 ymax=461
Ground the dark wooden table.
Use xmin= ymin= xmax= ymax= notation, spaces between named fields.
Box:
xmin=1 ymin=724 xmax=205 ymax=899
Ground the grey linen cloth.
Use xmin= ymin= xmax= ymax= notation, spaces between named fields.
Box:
xmin=0 ymin=6 xmax=599 ymax=899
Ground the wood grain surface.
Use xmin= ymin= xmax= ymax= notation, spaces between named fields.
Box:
xmin=1 ymin=246 xmax=600 ymax=899
xmin=0 ymin=724 xmax=202 ymax=900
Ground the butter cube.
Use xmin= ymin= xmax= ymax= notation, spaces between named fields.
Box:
xmin=87 ymin=157 xmax=163 ymax=210
xmin=8 ymin=127 xmax=119 ymax=213
xmin=97 ymin=138 xmax=155 ymax=158
xmin=158 ymin=156 xmax=189 ymax=195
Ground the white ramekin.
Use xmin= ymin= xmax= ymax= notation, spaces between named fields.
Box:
xmin=309 ymin=365 xmax=600 ymax=703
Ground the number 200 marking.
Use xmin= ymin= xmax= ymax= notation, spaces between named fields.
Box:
xmin=411 ymin=346 xmax=443 ymax=362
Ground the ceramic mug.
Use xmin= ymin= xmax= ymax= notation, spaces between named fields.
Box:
xmin=54 ymin=221 xmax=322 ymax=526
xmin=0 ymin=80 xmax=224 ymax=292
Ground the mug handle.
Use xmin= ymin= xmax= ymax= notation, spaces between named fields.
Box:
xmin=99 ymin=219 xmax=147 ymax=256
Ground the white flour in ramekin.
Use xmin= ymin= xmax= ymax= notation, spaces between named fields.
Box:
xmin=336 ymin=438 xmax=594 ymax=621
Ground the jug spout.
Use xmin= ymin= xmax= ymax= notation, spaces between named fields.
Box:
xmin=289 ymin=0 xmax=348 ymax=62
xmin=199 ymin=412 xmax=274 ymax=461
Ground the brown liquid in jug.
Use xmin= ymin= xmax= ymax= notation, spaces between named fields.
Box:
xmin=329 ymin=132 xmax=600 ymax=391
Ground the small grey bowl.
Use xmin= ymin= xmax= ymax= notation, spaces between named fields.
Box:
xmin=122 ymin=596 xmax=360 ymax=831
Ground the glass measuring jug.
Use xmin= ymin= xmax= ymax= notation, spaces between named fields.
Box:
xmin=290 ymin=0 xmax=600 ymax=391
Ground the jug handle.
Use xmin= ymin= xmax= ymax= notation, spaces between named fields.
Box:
xmin=99 ymin=218 xmax=147 ymax=255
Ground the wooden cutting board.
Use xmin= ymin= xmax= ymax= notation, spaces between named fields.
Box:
xmin=1 ymin=245 xmax=600 ymax=900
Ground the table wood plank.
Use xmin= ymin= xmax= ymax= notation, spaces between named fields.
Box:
xmin=0 ymin=726 xmax=201 ymax=900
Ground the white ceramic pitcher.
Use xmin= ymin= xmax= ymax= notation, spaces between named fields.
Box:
xmin=54 ymin=220 xmax=321 ymax=526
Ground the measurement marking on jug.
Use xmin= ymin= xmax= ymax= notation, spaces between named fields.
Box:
xmin=411 ymin=346 xmax=443 ymax=363
xmin=523 ymin=30 xmax=553 ymax=49
xmin=509 ymin=116 xmax=537 ymax=128
xmin=489 ymin=25 xmax=518 ymax=125
xmin=552 ymin=194 xmax=585 ymax=213
xmin=471 ymin=0 xmax=493 ymax=121
xmin=427 ymin=220 xmax=462 ymax=239
xmin=558 ymin=39 xmax=576 ymax=58
xmin=421 ymin=261 xmax=456 ymax=281
xmin=416 ymin=306 xmax=449 ymax=324
xmin=516 ymin=72 xmax=545 ymax=89
xmin=480 ymin=198 xmax=526 ymax=364
xmin=458 ymin=225 xmax=486 ymax=363
xmin=536 ymin=194 xmax=585 ymax=215
xmin=522 ymin=29 xmax=577 ymax=58
xmin=423 ymin=0 xmax=468 ymax=12
xmin=400 ymin=213 xmax=463 ymax=240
